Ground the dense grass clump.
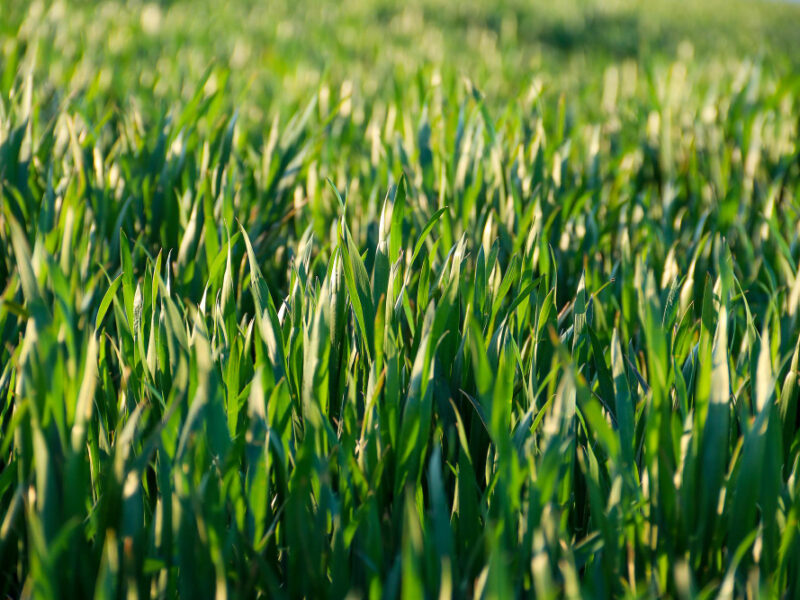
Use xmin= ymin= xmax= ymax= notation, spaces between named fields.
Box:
xmin=2 ymin=1 xmax=800 ymax=598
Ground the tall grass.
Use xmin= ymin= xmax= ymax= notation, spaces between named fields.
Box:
xmin=1 ymin=1 xmax=800 ymax=598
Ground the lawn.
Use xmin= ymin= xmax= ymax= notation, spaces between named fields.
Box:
xmin=1 ymin=0 xmax=800 ymax=597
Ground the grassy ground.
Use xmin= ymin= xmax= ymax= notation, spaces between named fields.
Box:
xmin=1 ymin=0 xmax=800 ymax=598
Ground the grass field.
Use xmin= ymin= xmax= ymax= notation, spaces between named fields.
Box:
xmin=2 ymin=0 xmax=800 ymax=597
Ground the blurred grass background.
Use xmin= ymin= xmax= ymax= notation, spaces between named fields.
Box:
xmin=4 ymin=0 xmax=800 ymax=114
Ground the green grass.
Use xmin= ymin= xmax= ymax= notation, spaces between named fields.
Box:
xmin=2 ymin=0 xmax=800 ymax=597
